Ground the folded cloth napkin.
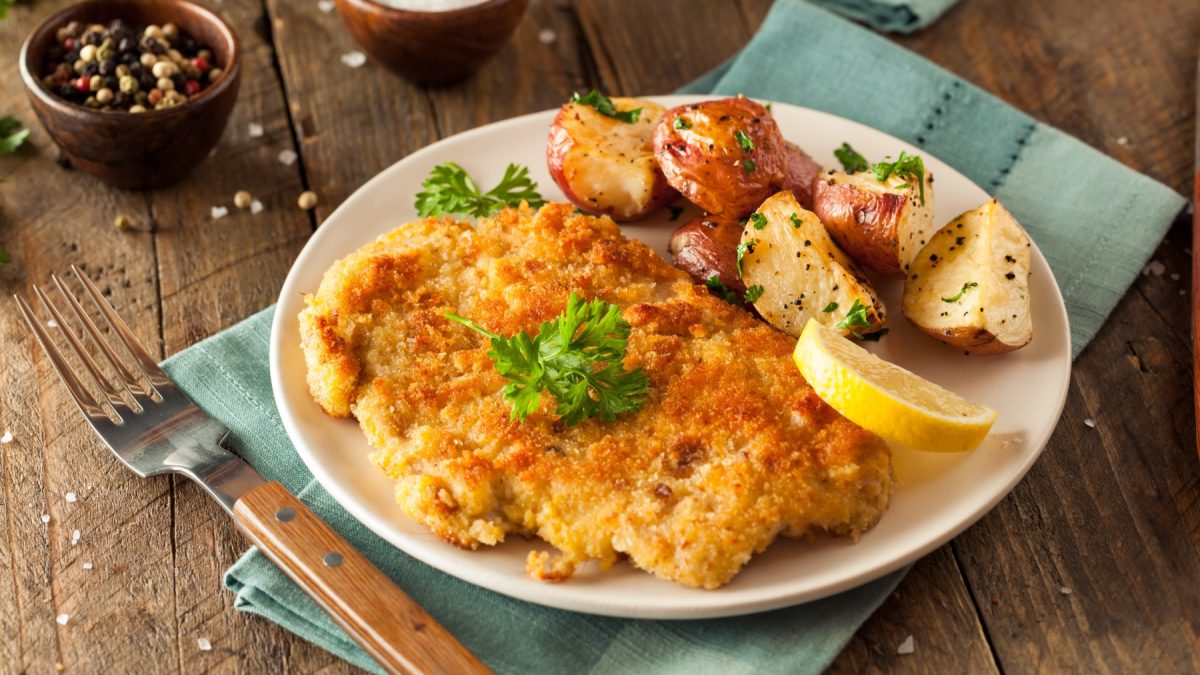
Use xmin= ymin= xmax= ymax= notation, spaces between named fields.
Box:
xmin=810 ymin=0 xmax=959 ymax=33
xmin=161 ymin=1 xmax=1184 ymax=673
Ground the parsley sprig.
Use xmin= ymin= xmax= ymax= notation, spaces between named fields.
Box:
xmin=942 ymin=281 xmax=978 ymax=303
xmin=706 ymin=275 xmax=740 ymax=305
xmin=872 ymin=151 xmax=926 ymax=205
xmin=835 ymin=298 xmax=873 ymax=338
xmin=833 ymin=143 xmax=927 ymax=205
xmin=415 ymin=162 xmax=544 ymax=218
xmin=736 ymin=239 xmax=757 ymax=277
xmin=834 ymin=143 xmax=869 ymax=173
xmin=445 ymin=293 xmax=649 ymax=426
xmin=571 ymin=90 xmax=642 ymax=123
xmin=0 ymin=116 xmax=29 ymax=154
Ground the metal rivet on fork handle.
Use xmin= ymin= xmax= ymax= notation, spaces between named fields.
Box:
xmin=275 ymin=507 xmax=296 ymax=522
xmin=323 ymin=551 xmax=344 ymax=568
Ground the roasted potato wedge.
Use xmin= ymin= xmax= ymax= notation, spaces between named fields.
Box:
xmin=902 ymin=199 xmax=1032 ymax=354
xmin=740 ymin=191 xmax=886 ymax=338
xmin=547 ymin=96 xmax=678 ymax=220
xmin=812 ymin=168 xmax=935 ymax=278
xmin=668 ymin=214 xmax=747 ymax=297
xmin=781 ymin=141 xmax=822 ymax=209
xmin=653 ymin=97 xmax=787 ymax=219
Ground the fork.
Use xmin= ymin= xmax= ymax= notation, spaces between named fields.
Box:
xmin=15 ymin=266 xmax=490 ymax=675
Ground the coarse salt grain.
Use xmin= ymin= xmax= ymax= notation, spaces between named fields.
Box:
xmin=897 ymin=635 xmax=914 ymax=655
xmin=56 ymin=613 xmax=69 ymax=625
xmin=197 ymin=637 xmax=212 ymax=651
xmin=1060 ymin=586 xmax=1072 ymax=595
xmin=70 ymin=529 xmax=81 ymax=545
xmin=65 ymin=492 xmax=77 ymax=503
xmin=40 ymin=514 xmax=50 ymax=524
xmin=278 ymin=149 xmax=298 ymax=166
xmin=1142 ymin=260 xmax=1165 ymax=276
xmin=1 ymin=430 xmax=12 ymax=443
xmin=1084 ymin=418 xmax=1096 ymax=428
xmin=1116 ymin=136 xmax=1130 ymax=146
xmin=538 ymin=28 xmax=557 ymax=44
xmin=250 ymin=199 xmax=264 ymax=215
xmin=318 ymin=0 xmax=335 ymax=12
xmin=211 ymin=206 xmax=229 ymax=220
xmin=1170 ymin=272 xmax=1180 ymax=281
xmin=341 ymin=51 xmax=367 ymax=68
xmin=47 ymin=319 xmax=59 ymax=328
xmin=248 ymin=123 xmax=264 ymax=137
xmin=82 ymin=562 xmax=93 ymax=570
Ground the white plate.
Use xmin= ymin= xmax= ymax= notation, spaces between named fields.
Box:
xmin=270 ymin=96 xmax=1071 ymax=619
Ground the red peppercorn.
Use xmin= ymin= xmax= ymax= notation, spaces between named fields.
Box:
xmin=147 ymin=88 xmax=163 ymax=105
xmin=64 ymin=37 xmax=76 ymax=49
xmin=74 ymin=76 xmax=91 ymax=92
xmin=184 ymin=79 xmax=201 ymax=96
xmin=190 ymin=57 xmax=209 ymax=73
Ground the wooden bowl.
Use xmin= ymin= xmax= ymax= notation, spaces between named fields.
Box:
xmin=19 ymin=0 xmax=241 ymax=190
xmin=334 ymin=0 xmax=528 ymax=87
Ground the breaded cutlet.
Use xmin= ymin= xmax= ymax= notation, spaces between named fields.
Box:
xmin=300 ymin=203 xmax=892 ymax=589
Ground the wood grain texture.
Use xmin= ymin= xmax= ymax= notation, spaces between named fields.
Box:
xmin=233 ymin=482 xmax=490 ymax=675
xmin=0 ymin=0 xmax=1196 ymax=672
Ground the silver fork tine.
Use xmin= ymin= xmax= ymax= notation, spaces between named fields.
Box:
xmin=33 ymin=283 xmax=140 ymax=414
xmin=13 ymin=294 xmax=112 ymax=421
xmin=71 ymin=265 xmax=170 ymax=391
xmin=52 ymin=274 xmax=156 ymax=402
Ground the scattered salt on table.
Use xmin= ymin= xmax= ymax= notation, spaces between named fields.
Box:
xmin=1142 ymin=260 xmax=1165 ymax=277
xmin=197 ymin=637 xmax=212 ymax=651
xmin=1060 ymin=586 xmax=1072 ymax=595
xmin=211 ymin=206 xmax=229 ymax=220
xmin=1116 ymin=136 xmax=1130 ymax=146
xmin=538 ymin=28 xmax=557 ymax=44
xmin=248 ymin=122 xmax=264 ymax=137
xmin=1170 ymin=272 xmax=1180 ymax=281
xmin=56 ymin=613 xmax=69 ymax=625
xmin=250 ymin=199 xmax=264 ymax=215
xmin=40 ymin=514 xmax=50 ymax=524
xmin=82 ymin=562 xmax=93 ymax=570
xmin=341 ymin=51 xmax=367 ymax=68
xmin=70 ymin=529 xmax=80 ymax=545
xmin=0 ymin=430 xmax=11 ymax=444
xmin=278 ymin=149 xmax=298 ymax=166
xmin=897 ymin=635 xmax=914 ymax=655
xmin=65 ymin=492 xmax=77 ymax=503
xmin=1084 ymin=418 xmax=1096 ymax=428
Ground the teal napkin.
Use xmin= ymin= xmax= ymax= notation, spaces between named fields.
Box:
xmin=161 ymin=1 xmax=1184 ymax=672
xmin=810 ymin=0 xmax=959 ymax=33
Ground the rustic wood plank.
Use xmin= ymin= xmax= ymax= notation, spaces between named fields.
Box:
xmin=0 ymin=4 xmax=175 ymax=673
xmin=829 ymin=547 xmax=998 ymax=674
xmin=141 ymin=0 xmax=319 ymax=671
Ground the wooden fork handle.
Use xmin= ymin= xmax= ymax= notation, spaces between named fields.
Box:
xmin=232 ymin=481 xmax=491 ymax=675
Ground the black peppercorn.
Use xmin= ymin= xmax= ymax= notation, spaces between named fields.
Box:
xmin=64 ymin=48 xmax=80 ymax=63
xmin=103 ymin=74 xmax=119 ymax=90
xmin=138 ymin=74 xmax=155 ymax=90
xmin=98 ymin=59 xmax=115 ymax=75
xmin=81 ymin=62 xmax=98 ymax=77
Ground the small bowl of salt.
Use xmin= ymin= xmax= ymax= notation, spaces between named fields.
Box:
xmin=335 ymin=0 xmax=528 ymax=87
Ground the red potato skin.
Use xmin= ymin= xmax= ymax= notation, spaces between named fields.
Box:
xmin=781 ymin=142 xmax=822 ymax=209
xmin=668 ymin=214 xmax=747 ymax=295
xmin=811 ymin=175 xmax=908 ymax=277
xmin=653 ymin=97 xmax=788 ymax=219
xmin=546 ymin=99 xmax=679 ymax=221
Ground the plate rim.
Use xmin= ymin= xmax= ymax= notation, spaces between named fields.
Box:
xmin=269 ymin=95 xmax=1072 ymax=619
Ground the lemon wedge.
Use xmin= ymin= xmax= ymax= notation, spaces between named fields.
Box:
xmin=794 ymin=319 xmax=997 ymax=452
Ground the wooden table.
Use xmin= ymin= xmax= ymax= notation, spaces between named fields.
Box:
xmin=1 ymin=0 xmax=1197 ymax=672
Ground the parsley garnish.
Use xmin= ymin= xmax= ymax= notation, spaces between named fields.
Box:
xmin=0 ymin=245 xmax=9 ymax=266
xmin=834 ymin=143 xmax=869 ymax=173
xmin=706 ymin=275 xmax=740 ymax=304
xmin=749 ymin=213 xmax=767 ymax=230
xmin=736 ymin=239 xmax=757 ymax=277
xmin=571 ymin=90 xmax=641 ymax=123
xmin=674 ymin=116 xmax=691 ymax=130
xmin=822 ymin=301 xmax=838 ymax=313
xmin=790 ymin=213 xmax=803 ymax=229
xmin=942 ymin=281 xmax=978 ymax=303
xmin=744 ymin=285 xmax=764 ymax=303
xmin=415 ymin=162 xmax=545 ymax=218
xmin=872 ymin=151 xmax=926 ymax=205
xmin=742 ymin=159 xmax=757 ymax=174
xmin=764 ymin=102 xmax=773 ymax=112
xmin=835 ymin=298 xmax=873 ymax=337
xmin=0 ymin=116 xmax=30 ymax=154
xmin=734 ymin=130 xmax=755 ymax=153
xmin=445 ymin=293 xmax=649 ymax=426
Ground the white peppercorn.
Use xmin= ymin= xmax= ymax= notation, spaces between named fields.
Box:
xmin=234 ymin=191 xmax=253 ymax=209
xmin=151 ymin=60 xmax=175 ymax=78
xmin=139 ymin=52 xmax=156 ymax=67
xmin=297 ymin=191 xmax=318 ymax=210
xmin=144 ymin=25 xmax=163 ymax=39
xmin=156 ymin=77 xmax=175 ymax=91
xmin=129 ymin=104 xmax=147 ymax=113
xmin=79 ymin=44 xmax=97 ymax=62
xmin=95 ymin=87 xmax=113 ymax=104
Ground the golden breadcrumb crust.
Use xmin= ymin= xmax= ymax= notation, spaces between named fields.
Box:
xmin=300 ymin=203 xmax=892 ymax=589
